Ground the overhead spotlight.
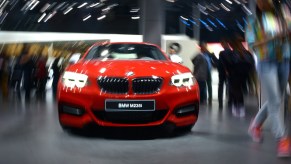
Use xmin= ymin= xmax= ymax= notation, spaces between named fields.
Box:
xmin=108 ymin=3 xmax=119 ymax=8
xmin=44 ymin=13 xmax=53 ymax=22
xmin=63 ymin=7 xmax=73 ymax=15
xmin=83 ymin=14 xmax=91 ymax=21
xmin=38 ymin=13 xmax=46 ymax=22
xmin=54 ymin=2 xmax=66 ymax=11
xmin=89 ymin=3 xmax=100 ymax=8
xmin=165 ymin=0 xmax=177 ymax=2
xmin=242 ymin=5 xmax=252 ymax=15
xmin=233 ymin=0 xmax=241 ymax=4
xmin=216 ymin=18 xmax=227 ymax=29
xmin=189 ymin=19 xmax=198 ymax=26
xmin=211 ymin=3 xmax=220 ymax=10
xmin=0 ymin=12 xmax=8 ymax=24
xmin=206 ymin=5 xmax=215 ymax=12
xmin=78 ymin=2 xmax=88 ymax=8
xmin=236 ymin=20 xmax=245 ymax=32
xmin=102 ymin=7 xmax=110 ymax=12
xmin=180 ymin=16 xmax=188 ymax=21
xmin=97 ymin=15 xmax=106 ymax=20
xmin=30 ymin=1 xmax=40 ymax=10
xmin=131 ymin=16 xmax=140 ymax=20
xmin=0 ymin=0 xmax=9 ymax=11
xmin=130 ymin=8 xmax=140 ymax=13
xmin=0 ymin=0 xmax=6 ymax=8
xmin=40 ymin=3 xmax=50 ymax=13
xmin=226 ymin=0 xmax=233 ymax=5
xmin=207 ymin=18 xmax=217 ymax=28
xmin=198 ymin=3 xmax=206 ymax=11
xmin=220 ymin=3 xmax=230 ymax=12
xmin=200 ymin=8 xmax=209 ymax=15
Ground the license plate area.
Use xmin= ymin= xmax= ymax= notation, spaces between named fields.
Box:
xmin=105 ymin=100 xmax=155 ymax=112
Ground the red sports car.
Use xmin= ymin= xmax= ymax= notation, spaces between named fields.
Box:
xmin=57 ymin=42 xmax=200 ymax=133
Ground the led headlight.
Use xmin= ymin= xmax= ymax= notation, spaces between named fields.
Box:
xmin=62 ymin=71 xmax=89 ymax=88
xmin=171 ymin=72 xmax=195 ymax=87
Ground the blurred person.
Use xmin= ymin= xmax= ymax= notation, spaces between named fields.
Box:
xmin=200 ymin=42 xmax=218 ymax=106
xmin=217 ymin=39 xmax=232 ymax=109
xmin=10 ymin=54 xmax=23 ymax=100
xmin=168 ymin=44 xmax=183 ymax=64
xmin=0 ymin=51 xmax=10 ymax=101
xmin=35 ymin=55 xmax=48 ymax=99
xmin=192 ymin=50 xmax=208 ymax=105
xmin=228 ymin=37 xmax=255 ymax=117
xmin=246 ymin=0 xmax=291 ymax=157
xmin=20 ymin=48 xmax=34 ymax=102
xmin=51 ymin=57 xmax=62 ymax=98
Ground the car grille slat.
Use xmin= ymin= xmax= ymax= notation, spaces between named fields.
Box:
xmin=132 ymin=78 xmax=163 ymax=94
xmin=97 ymin=77 xmax=129 ymax=94
xmin=97 ymin=77 xmax=162 ymax=94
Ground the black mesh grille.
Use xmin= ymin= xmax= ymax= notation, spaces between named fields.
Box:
xmin=92 ymin=110 xmax=168 ymax=124
xmin=97 ymin=77 xmax=129 ymax=94
xmin=132 ymin=78 xmax=163 ymax=94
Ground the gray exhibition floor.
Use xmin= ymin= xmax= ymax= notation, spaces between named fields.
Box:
xmin=0 ymin=91 xmax=290 ymax=164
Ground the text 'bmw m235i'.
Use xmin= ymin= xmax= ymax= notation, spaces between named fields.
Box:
xmin=57 ymin=42 xmax=200 ymax=134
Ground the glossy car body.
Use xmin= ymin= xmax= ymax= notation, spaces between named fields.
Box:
xmin=57 ymin=42 xmax=200 ymax=132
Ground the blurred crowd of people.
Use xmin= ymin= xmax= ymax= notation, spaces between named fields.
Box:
xmin=0 ymin=45 xmax=66 ymax=103
xmin=192 ymin=37 xmax=256 ymax=117
xmin=191 ymin=0 xmax=291 ymax=157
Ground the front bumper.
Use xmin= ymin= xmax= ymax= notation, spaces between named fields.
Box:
xmin=58 ymin=84 xmax=199 ymax=128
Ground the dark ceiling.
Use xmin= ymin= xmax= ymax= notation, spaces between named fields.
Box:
xmin=0 ymin=0 xmax=253 ymax=42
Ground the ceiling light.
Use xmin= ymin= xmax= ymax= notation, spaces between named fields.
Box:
xmin=0 ymin=0 xmax=9 ymax=11
xmin=54 ymin=2 xmax=66 ymax=11
xmin=216 ymin=18 xmax=227 ymax=29
xmin=226 ymin=0 xmax=233 ymax=4
xmin=97 ymin=15 xmax=106 ymax=20
xmin=131 ymin=16 xmax=140 ymax=19
xmin=78 ymin=2 xmax=88 ymax=8
xmin=180 ymin=16 xmax=188 ymax=21
xmin=207 ymin=18 xmax=217 ymax=28
xmin=233 ymin=0 xmax=241 ymax=4
xmin=198 ymin=3 xmax=206 ymax=11
xmin=206 ymin=5 xmax=215 ymax=12
xmin=0 ymin=12 xmax=8 ymax=24
xmin=89 ymin=3 xmax=100 ymax=7
xmin=63 ymin=7 xmax=73 ymax=15
xmin=242 ymin=5 xmax=252 ymax=15
xmin=44 ymin=13 xmax=53 ymax=22
xmin=108 ymin=3 xmax=119 ymax=8
xmin=38 ymin=13 xmax=46 ymax=22
xmin=0 ymin=0 xmax=6 ymax=8
xmin=30 ymin=1 xmax=39 ymax=10
xmin=130 ymin=9 xmax=140 ymax=13
xmin=165 ymin=0 xmax=177 ymax=2
xmin=211 ymin=3 xmax=220 ymax=10
xmin=220 ymin=3 xmax=230 ymax=12
xmin=40 ymin=3 xmax=50 ymax=13
xmin=83 ymin=14 xmax=91 ymax=21
xmin=102 ymin=7 xmax=110 ymax=12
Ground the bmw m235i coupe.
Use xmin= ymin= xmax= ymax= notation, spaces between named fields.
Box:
xmin=57 ymin=42 xmax=200 ymax=133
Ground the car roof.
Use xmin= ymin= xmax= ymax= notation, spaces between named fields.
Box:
xmin=92 ymin=42 xmax=159 ymax=47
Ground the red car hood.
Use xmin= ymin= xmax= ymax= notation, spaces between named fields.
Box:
xmin=67 ymin=60 xmax=191 ymax=78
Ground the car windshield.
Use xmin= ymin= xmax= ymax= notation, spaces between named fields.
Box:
xmin=84 ymin=44 xmax=168 ymax=61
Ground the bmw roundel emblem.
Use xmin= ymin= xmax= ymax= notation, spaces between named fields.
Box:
xmin=126 ymin=71 xmax=134 ymax=76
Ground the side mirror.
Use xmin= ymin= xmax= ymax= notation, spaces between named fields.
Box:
xmin=68 ymin=53 xmax=81 ymax=64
